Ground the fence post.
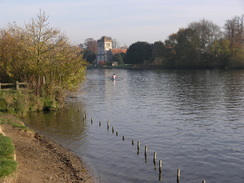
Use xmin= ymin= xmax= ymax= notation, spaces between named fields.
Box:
xmin=177 ymin=168 xmax=180 ymax=183
xmin=16 ymin=81 xmax=19 ymax=90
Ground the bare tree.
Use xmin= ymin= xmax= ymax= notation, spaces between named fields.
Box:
xmin=224 ymin=14 xmax=244 ymax=49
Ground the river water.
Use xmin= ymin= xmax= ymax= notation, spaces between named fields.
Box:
xmin=23 ymin=69 xmax=244 ymax=183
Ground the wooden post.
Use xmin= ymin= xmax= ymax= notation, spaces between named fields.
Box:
xmin=177 ymin=168 xmax=180 ymax=183
xmin=153 ymin=152 xmax=157 ymax=162
xmin=144 ymin=146 xmax=148 ymax=163
xmin=144 ymin=146 xmax=148 ymax=156
xmin=137 ymin=141 xmax=140 ymax=150
xmin=99 ymin=121 xmax=101 ymax=127
xmin=112 ymin=127 xmax=114 ymax=134
xmin=159 ymin=170 xmax=162 ymax=182
xmin=91 ymin=118 xmax=93 ymax=124
xmin=202 ymin=180 xmax=206 ymax=183
xmin=132 ymin=140 xmax=134 ymax=146
xmin=16 ymin=81 xmax=19 ymax=90
xmin=122 ymin=136 xmax=125 ymax=141
xmin=107 ymin=120 xmax=110 ymax=129
xmin=159 ymin=160 xmax=162 ymax=171
xmin=116 ymin=132 xmax=118 ymax=136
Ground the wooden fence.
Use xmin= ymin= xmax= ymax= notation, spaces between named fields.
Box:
xmin=0 ymin=81 xmax=27 ymax=90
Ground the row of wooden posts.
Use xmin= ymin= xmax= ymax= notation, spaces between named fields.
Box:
xmin=83 ymin=112 xmax=206 ymax=183
xmin=0 ymin=81 xmax=27 ymax=90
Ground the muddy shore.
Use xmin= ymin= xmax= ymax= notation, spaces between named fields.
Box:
xmin=0 ymin=114 xmax=95 ymax=183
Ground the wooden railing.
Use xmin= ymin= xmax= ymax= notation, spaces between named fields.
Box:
xmin=0 ymin=81 xmax=27 ymax=90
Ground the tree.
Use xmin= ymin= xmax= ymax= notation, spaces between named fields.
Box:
xmin=111 ymin=52 xmax=126 ymax=65
xmin=82 ymin=38 xmax=97 ymax=64
xmin=224 ymin=14 xmax=244 ymax=49
xmin=124 ymin=42 xmax=152 ymax=64
xmin=112 ymin=38 xmax=120 ymax=48
xmin=0 ymin=11 xmax=87 ymax=107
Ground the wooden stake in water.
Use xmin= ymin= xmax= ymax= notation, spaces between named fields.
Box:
xmin=144 ymin=146 xmax=148 ymax=163
xmin=116 ymin=132 xmax=118 ymax=136
xmin=112 ymin=127 xmax=114 ymax=134
xmin=159 ymin=160 xmax=163 ymax=172
xmin=137 ymin=141 xmax=140 ymax=150
xmin=177 ymin=168 xmax=180 ymax=183
xmin=137 ymin=141 xmax=140 ymax=155
xmin=153 ymin=152 xmax=157 ymax=161
xmin=107 ymin=120 xmax=110 ymax=130
xmin=99 ymin=121 xmax=101 ymax=127
xmin=144 ymin=146 xmax=148 ymax=156
xmin=91 ymin=118 xmax=93 ymax=124
xmin=132 ymin=140 xmax=134 ymax=146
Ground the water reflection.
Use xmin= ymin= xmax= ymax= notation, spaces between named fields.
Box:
xmin=23 ymin=100 xmax=88 ymax=147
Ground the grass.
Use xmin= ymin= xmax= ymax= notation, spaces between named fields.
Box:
xmin=0 ymin=115 xmax=29 ymax=131
xmin=0 ymin=134 xmax=17 ymax=178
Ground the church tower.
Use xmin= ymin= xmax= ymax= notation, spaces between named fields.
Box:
xmin=96 ymin=36 xmax=112 ymax=65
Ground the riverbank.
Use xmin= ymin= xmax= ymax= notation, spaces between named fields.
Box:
xmin=0 ymin=114 xmax=94 ymax=183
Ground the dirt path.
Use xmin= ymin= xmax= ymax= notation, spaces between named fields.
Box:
xmin=1 ymin=115 xmax=94 ymax=183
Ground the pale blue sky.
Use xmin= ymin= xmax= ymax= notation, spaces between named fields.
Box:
xmin=0 ymin=0 xmax=243 ymax=46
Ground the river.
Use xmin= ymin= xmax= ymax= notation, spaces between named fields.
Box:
xmin=23 ymin=69 xmax=244 ymax=183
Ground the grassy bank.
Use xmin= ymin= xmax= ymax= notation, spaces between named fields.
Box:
xmin=0 ymin=90 xmax=61 ymax=117
xmin=0 ymin=133 xmax=17 ymax=179
xmin=0 ymin=114 xmax=31 ymax=179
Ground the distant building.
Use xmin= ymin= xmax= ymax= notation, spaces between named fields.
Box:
xmin=96 ymin=36 xmax=127 ymax=65
xmin=96 ymin=36 xmax=112 ymax=65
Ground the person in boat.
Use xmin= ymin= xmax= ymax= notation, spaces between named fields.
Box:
xmin=112 ymin=74 xmax=116 ymax=80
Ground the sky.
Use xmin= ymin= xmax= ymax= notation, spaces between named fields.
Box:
xmin=0 ymin=0 xmax=243 ymax=46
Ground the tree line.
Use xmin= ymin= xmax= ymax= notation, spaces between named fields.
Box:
xmin=124 ymin=15 xmax=244 ymax=69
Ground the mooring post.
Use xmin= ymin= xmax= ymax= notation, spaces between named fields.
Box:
xmin=122 ymin=136 xmax=125 ymax=141
xmin=132 ymin=140 xmax=134 ymax=146
xmin=144 ymin=146 xmax=148 ymax=156
xmin=153 ymin=152 xmax=157 ymax=162
xmin=99 ymin=121 xmax=101 ymax=127
xmin=116 ymin=131 xmax=118 ymax=136
xmin=159 ymin=171 xmax=162 ymax=182
xmin=107 ymin=120 xmax=110 ymax=130
xmin=137 ymin=141 xmax=140 ymax=150
xmin=177 ymin=168 xmax=180 ymax=183
xmin=112 ymin=127 xmax=114 ymax=134
xmin=91 ymin=118 xmax=93 ymax=124
xmin=159 ymin=160 xmax=162 ymax=172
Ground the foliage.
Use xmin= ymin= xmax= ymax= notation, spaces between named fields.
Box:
xmin=111 ymin=52 xmax=126 ymax=65
xmin=0 ymin=11 xmax=87 ymax=110
xmin=124 ymin=15 xmax=243 ymax=69
xmin=124 ymin=42 xmax=152 ymax=64
xmin=0 ymin=135 xmax=17 ymax=178
xmin=82 ymin=38 xmax=97 ymax=64
xmin=0 ymin=90 xmax=45 ymax=116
